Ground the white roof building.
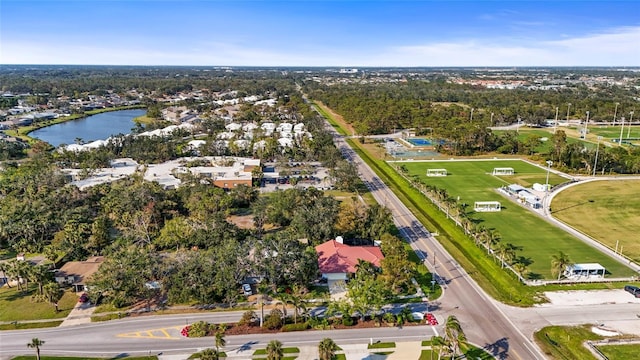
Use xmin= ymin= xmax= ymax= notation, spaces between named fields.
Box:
xmin=278 ymin=138 xmax=294 ymax=148
xmin=225 ymin=122 xmax=242 ymax=131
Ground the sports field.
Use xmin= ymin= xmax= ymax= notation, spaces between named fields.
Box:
xmin=583 ymin=125 xmax=640 ymax=139
xmin=551 ymin=180 xmax=640 ymax=263
xmin=400 ymin=160 xmax=636 ymax=279
xmin=492 ymin=128 xmax=596 ymax=153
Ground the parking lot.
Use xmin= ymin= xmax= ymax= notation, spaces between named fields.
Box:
xmin=541 ymin=289 xmax=640 ymax=306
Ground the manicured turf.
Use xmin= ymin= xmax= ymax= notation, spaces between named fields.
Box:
xmin=534 ymin=325 xmax=603 ymax=360
xmin=581 ymin=125 xmax=640 ymax=140
xmin=597 ymin=343 xmax=640 ymax=359
xmin=368 ymin=342 xmax=395 ymax=349
xmin=400 ymin=160 xmax=635 ymax=279
xmin=0 ymin=285 xmax=77 ymax=322
xmin=551 ymin=180 xmax=640 ymax=263
xmin=493 ymin=128 xmax=596 ymax=152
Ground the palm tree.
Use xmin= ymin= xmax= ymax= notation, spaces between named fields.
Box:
xmin=27 ymin=338 xmax=45 ymax=360
xmin=0 ymin=262 xmax=10 ymax=288
xmin=30 ymin=265 xmax=52 ymax=296
xmin=266 ymin=339 xmax=284 ymax=360
xmin=8 ymin=259 xmax=30 ymax=292
xmin=430 ymin=335 xmax=447 ymax=360
xmin=196 ymin=348 xmax=220 ymax=360
xmin=42 ymin=282 xmax=63 ymax=311
xmin=318 ymin=338 xmax=338 ymax=360
xmin=551 ymin=251 xmax=572 ymax=281
xmin=214 ymin=323 xmax=226 ymax=353
xmin=495 ymin=242 xmax=518 ymax=268
xmin=443 ymin=315 xmax=466 ymax=357
xmin=512 ymin=262 xmax=529 ymax=281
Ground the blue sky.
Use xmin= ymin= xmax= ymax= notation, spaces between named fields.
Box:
xmin=1 ymin=0 xmax=639 ymax=66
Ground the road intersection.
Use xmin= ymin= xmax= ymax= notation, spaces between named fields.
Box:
xmin=2 ymin=107 xmax=640 ymax=359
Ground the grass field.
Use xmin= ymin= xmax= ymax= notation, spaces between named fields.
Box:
xmin=580 ymin=125 xmax=640 ymax=140
xmin=400 ymin=160 xmax=636 ymax=279
xmin=597 ymin=343 xmax=640 ymax=359
xmin=551 ymin=180 xmax=640 ymax=263
xmin=534 ymin=325 xmax=603 ymax=360
xmin=493 ymin=128 xmax=596 ymax=153
xmin=0 ymin=285 xmax=77 ymax=321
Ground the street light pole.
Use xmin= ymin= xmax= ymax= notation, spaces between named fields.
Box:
xmin=593 ymin=136 xmax=602 ymax=176
xmin=545 ymin=160 xmax=553 ymax=213
xmin=566 ymin=103 xmax=572 ymax=123
xmin=613 ymin=102 xmax=619 ymax=125
xmin=554 ymin=107 xmax=559 ymax=134
xmin=619 ymin=116 xmax=625 ymax=145
xmin=584 ymin=111 xmax=590 ymax=139
xmin=628 ymin=111 xmax=634 ymax=138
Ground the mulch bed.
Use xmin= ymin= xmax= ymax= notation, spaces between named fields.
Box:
xmin=218 ymin=319 xmax=423 ymax=336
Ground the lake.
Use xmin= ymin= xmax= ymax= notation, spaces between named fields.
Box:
xmin=29 ymin=109 xmax=146 ymax=147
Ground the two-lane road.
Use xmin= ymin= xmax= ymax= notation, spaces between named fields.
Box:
xmin=323 ymin=113 xmax=546 ymax=359
xmin=0 ymin=312 xmax=431 ymax=358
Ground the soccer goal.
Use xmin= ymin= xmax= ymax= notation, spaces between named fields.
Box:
xmin=492 ymin=167 xmax=514 ymax=175
xmin=427 ymin=168 xmax=447 ymax=177
xmin=474 ymin=201 xmax=501 ymax=212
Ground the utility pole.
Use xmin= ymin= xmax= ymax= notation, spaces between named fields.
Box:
xmin=593 ymin=136 xmax=602 ymax=176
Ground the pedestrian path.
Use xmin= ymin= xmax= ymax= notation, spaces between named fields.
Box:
xmin=158 ymin=341 xmax=431 ymax=360
xmin=59 ymin=300 xmax=96 ymax=326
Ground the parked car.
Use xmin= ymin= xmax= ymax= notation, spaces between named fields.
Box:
xmin=78 ymin=293 xmax=89 ymax=303
xmin=424 ymin=312 xmax=439 ymax=325
xmin=242 ymin=283 xmax=253 ymax=296
xmin=624 ymin=285 xmax=640 ymax=298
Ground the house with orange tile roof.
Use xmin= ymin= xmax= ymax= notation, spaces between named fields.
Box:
xmin=315 ymin=238 xmax=384 ymax=281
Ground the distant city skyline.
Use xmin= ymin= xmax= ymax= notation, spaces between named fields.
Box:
xmin=1 ymin=0 xmax=639 ymax=67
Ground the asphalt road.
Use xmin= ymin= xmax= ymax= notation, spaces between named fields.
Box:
xmin=323 ymin=116 xmax=546 ymax=359
xmin=0 ymin=311 xmax=430 ymax=358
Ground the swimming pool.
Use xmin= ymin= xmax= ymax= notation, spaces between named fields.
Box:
xmin=407 ymin=138 xmax=432 ymax=146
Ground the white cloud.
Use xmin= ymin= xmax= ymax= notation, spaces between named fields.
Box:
xmin=378 ymin=26 xmax=640 ymax=67
xmin=2 ymin=26 xmax=639 ymax=66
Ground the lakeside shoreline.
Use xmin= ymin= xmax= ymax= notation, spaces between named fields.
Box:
xmin=4 ymin=105 xmax=146 ymax=143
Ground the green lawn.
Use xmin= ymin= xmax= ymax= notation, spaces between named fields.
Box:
xmin=368 ymin=342 xmax=395 ymax=349
xmin=581 ymin=124 xmax=640 ymax=140
xmin=252 ymin=347 xmax=299 ymax=355
xmin=493 ymin=128 xmax=596 ymax=152
xmin=552 ymin=180 xmax=640 ymax=263
xmin=401 ymin=160 xmax=635 ymax=279
xmin=597 ymin=343 xmax=640 ymax=359
xmin=534 ymin=325 xmax=604 ymax=360
xmin=0 ymin=285 xmax=77 ymax=321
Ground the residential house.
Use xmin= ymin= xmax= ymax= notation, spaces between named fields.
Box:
xmin=315 ymin=238 xmax=384 ymax=281
xmin=54 ymin=256 xmax=104 ymax=292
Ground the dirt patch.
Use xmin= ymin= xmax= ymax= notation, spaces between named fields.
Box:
xmin=314 ymin=101 xmax=355 ymax=134
xmin=227 ymin=214 xmax=256 ymax=230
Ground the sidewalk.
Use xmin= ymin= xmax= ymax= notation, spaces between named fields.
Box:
xmin=59 ymin=300 xmax=96 ymax=326
xmin=160 ymin=341 xmax=434 ymax=360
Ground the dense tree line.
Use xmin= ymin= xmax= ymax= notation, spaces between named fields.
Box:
xmin=305 ymin=80 xmax=638 ymax=135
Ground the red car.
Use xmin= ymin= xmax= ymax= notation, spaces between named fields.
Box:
xmin=424 ymin=313 xmax=439 ymax=325
xmin=78 ymin=293 xmax=89 ymax=303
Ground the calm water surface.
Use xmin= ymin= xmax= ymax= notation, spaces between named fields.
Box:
xmin=30 ymin=109 xmax=145 ymax=147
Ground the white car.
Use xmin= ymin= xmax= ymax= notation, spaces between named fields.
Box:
xmin=242 ymin=283 xmax=253 ymax=296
